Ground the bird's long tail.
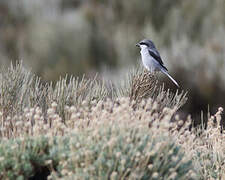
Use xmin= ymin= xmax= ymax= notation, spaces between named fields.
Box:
xmin=161 ymin=68 xmax=179 ymax=87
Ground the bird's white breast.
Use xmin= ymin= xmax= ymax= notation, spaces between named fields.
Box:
xmin=140 ymin=46 xmax=157 ymax=72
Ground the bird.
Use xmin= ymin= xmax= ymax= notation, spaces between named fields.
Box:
xmin=136 ymin=39 xmax=179 ymax=87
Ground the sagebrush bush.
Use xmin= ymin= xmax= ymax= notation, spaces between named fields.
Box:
xmin=0 ymin=62 xmax=224 ymax=179
xmin=0 ymin=136 xmax=53 ymax=179
xmin=175 ymin=107 xmax=225 ymax=180
xmin=0 ymin=112 xmax=195 ymax=180
xmin=0 ymin=62 xmax=109 ymax=120
xmin=50 ymin=127 xmax=194 ymax=179
xmin=0 ymin=62 xmax=186 ymax=122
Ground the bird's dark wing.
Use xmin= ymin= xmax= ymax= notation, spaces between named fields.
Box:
xmin=148 ymin=49 xmax=168 ymax=71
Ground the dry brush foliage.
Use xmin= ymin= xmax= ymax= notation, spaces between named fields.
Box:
xmin=0 ymin=62 xmax=223 ymax=179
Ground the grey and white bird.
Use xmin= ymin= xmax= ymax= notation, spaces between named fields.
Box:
xmin=136 ymin=39 xmax=179 ymax=87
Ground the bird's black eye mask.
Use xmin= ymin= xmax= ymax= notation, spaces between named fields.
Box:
xmin=139 ymin=42 xmax=149 ymax=47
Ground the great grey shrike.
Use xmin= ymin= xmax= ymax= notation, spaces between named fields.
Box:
xmin=136 ymin=39 xmax=179 ymax=87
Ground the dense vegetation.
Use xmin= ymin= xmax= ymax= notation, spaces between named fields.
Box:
xmin=0 ymin=63 xmax=224 ymax=179
xmin=0 ymin=1 xmax=224 ymax=179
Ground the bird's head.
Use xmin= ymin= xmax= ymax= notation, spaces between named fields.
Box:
xmin=136 ymin=39 xmax=156 ymax=49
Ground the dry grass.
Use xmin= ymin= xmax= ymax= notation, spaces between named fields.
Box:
xmin=130 ymin=70 xmax=158 ymax=102
xmin=176 ymin=107 xmax=225 ymax=179
xmin=0 ymin=62 xmax=223 ymax=179
xmin=0 ymin=97 xmax=196 ymax=179
xmin=0 ymin=97 xmax=223 ymax=179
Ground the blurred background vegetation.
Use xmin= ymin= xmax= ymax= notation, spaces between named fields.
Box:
xmin=0 ymin=0 xmax=225 ymax=122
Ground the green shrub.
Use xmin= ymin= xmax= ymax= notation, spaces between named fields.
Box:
xmin=52 ymin=127 xmax=195 ymax=180
xmin=0 ymin=126 xmax=196 ymax=180
xmin=0 ymin=136 xmax=52 ymax=179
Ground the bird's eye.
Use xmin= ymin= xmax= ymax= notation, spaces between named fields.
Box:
xmin=139 ymin=42 xmax=148 ymax=47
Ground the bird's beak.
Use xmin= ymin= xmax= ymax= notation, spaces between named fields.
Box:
xmin=136 ymin=43 xmax=140 ymax=47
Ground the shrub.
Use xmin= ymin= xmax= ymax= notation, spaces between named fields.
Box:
xmin=51 ymin=126 xmax=194 ymax=180
xmin=0 ymin=62 xmax=194 ymax=179
xmin=0 ymin=136 xmax=53 ymax=179
xmin=0 ymin=122 xmax=195 ymax=180
xmin=0 ymin=62 xmax=109 ymax=120
xmin=0 ymin=62 xmax=224 ymax=179
xmin=175 ymin=107 xmax=225 ymax=179
xmin=0 ymin=62 xmax=186 ymax=126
